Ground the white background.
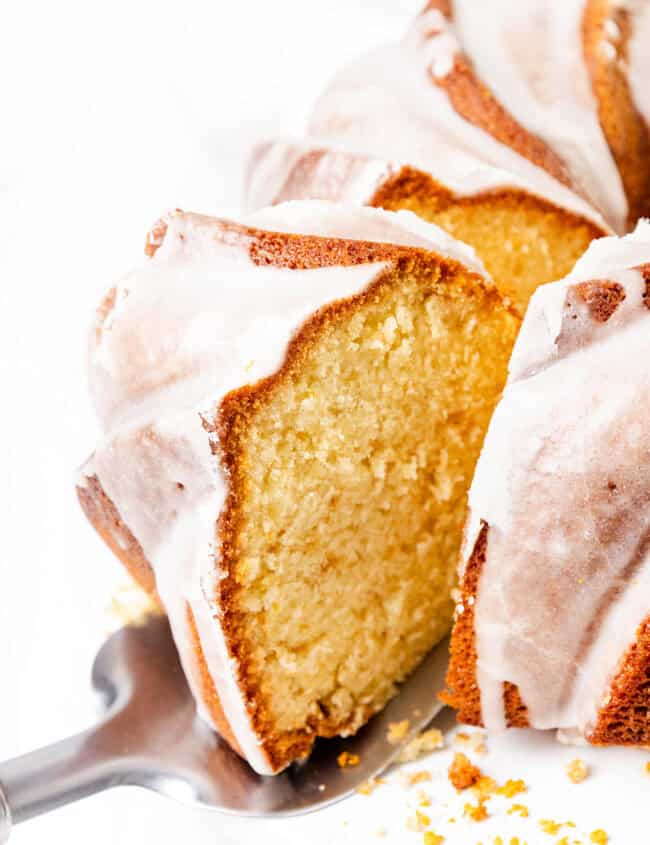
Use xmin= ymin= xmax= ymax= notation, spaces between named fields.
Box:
xmin=1 ymin=1 xmax=649 ymax=842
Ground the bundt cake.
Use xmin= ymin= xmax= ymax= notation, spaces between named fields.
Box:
xmin=443 ymin=220 xmax=650 ymax=746
xmin=246 ymin=1 xmax=650 ymax=310
xmin=77 ymin=201 xmax=520 ymax=774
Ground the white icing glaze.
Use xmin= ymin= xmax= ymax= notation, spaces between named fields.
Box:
xmin=243 ymin=139 xmax=397 ymax=217
xmin=451 ymin=0 xmax=627 ymax=232
xmin=82 ymin=201 xmax=487 ymax=773
xmin=309 ymin=8 xmax=611 ymax=232
xmin=624 ymin=0 xmax=650 ymax=129
xmin=466 ymin=220 xmax=650 ymax=737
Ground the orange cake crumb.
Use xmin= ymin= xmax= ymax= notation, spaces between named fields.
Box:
xmin=507 ymin=804 xmax=529 ymax=818
xmin=404 ymin=770 xmax=432 ymax=786
xmin=565 ymin=758 xmax=589 ymax=784
xmin=463 ymin=801 xmax=489 ymax=822
xmin=589 ymin=830 xmax=608 ymax=844
xmin=539 ymin=820 xmax=562 ymax=835
xmin=644 ymin=761 xmax=650 ymax=776
xmin=406 ymin=810 xmax=431 ymax=832
xmin=472 ymin=776 xmax=498 ymax=801
xmin=448 ymin=752 xmax=482 ymax=790
xmin=423 ymin=832 xmax=444 ymax=845
xmin=337 ymin=751 xmax=360 ymax=768
xmin=497 ymin=779 xmax=527 ymax=798
xmin=387 ymin=720 xmax=410 ymax=744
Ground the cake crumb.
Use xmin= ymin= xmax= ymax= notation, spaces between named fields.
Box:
xmin=448 ymin=752 xmax=482 ymax=790
xmin=356 ymin=776 xmax=385 ymax=795
xmin=644 ymin=761 xmax=650 ymax=776
xmin=589 ymin=831 xmax=608 ymax=844
xmin=406 ymin=810 xmax=431 ymax=832
xmin=497 ymin=778 xmax=527 ymax=798
xmin=507 ymin=804 xmax=529 ymax=818
xmin=472 ymin=776 xmax=498 ymax=801
xmin=387 ymin=719 xmax=410 ymax=744
xmin=375 ymin=826 xmax=387 ymax=838
xmin=539 ymin=820 xmax=562 ymax=835
xmin=416 ymin=789 xmax=431 ymax=807
xmin=454 ymin=730 xmax=486 ymax=753
xmin=398 ymin=728 xmax=444 ymax=762
xmin=566 ymin=758 xmax=589 ymax=783
xmin=463 ymin=801 xmax=489 ymax=822
xmin=337 ymin=751 xmax=360 ymax=768
xmin=402 ymin=769 xmax=432 ymax=787
xmin=423 ymin=832 xmax=444 ymax=845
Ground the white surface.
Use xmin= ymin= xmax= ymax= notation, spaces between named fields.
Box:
xmin=0 ymin=1 xmax=648 ymax=842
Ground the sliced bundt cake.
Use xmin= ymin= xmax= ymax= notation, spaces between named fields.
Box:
xmin=246 ymin=2 xmax=650 ymax=312
xmin=77 ymin=201 xmax=519 ymax=773
xmin=309 ymin=1 xmax=650 ymax=233
xmin=245 ymin=139 xmax=607 ymax=313
xmin=443 ymin=221 xmax=650 ymax=746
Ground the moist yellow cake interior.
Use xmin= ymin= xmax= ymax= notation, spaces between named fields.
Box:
xmin=378 ymin=192 xmax=599 ymax=310
xmin=227 ymin=258 xmax=519 ymax=753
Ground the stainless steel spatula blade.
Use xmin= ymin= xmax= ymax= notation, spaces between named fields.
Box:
xmin=0 ymin=615 xmax=449 ymax=840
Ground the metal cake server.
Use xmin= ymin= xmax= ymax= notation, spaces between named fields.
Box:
xmin=0 ymin=615 xmax=448 ymax=841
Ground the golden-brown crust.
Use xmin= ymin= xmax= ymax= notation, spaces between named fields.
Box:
xmin=80 ymin=212 xmax=516 ymax=772
xmin=424 ymin=0 xmax=650 ymax=226
xmin=573 ymin=280 xmax=626 ymax=322
xmin=431 ymin=55 xmax=575 ymax=194
xmin=441 ymin=522 xmax=530 ymax=728
xmin=370 ymin=165 xmax=605 ymax=243
xmin=440 ymin=522 xmax=486 ymax=725
xmin=252 ymin=143 xmax=605 ymax=242
xmin=582 ymin=0 xmax=650 ymax=226
xmin=77 ymin=475 xmax=159 ymax=600
xmin=588 ymin=614 xmax=650 ymax=744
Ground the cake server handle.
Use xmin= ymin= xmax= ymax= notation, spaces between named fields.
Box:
xmin=0 ymin=715 xmax=125 ymax=839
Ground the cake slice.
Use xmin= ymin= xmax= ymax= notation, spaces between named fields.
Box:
xmin=308 ymin=2 xmax=650 ymax=232
xmin=244 ymin=1 xmax=650 ymax=314
xmin=245 ymin=139 xmax=607 ymax=313
xmin=77 ymin=201 xmax=519 ymax=774
xmin=443 ymin=221 xmax=650 ymax=745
